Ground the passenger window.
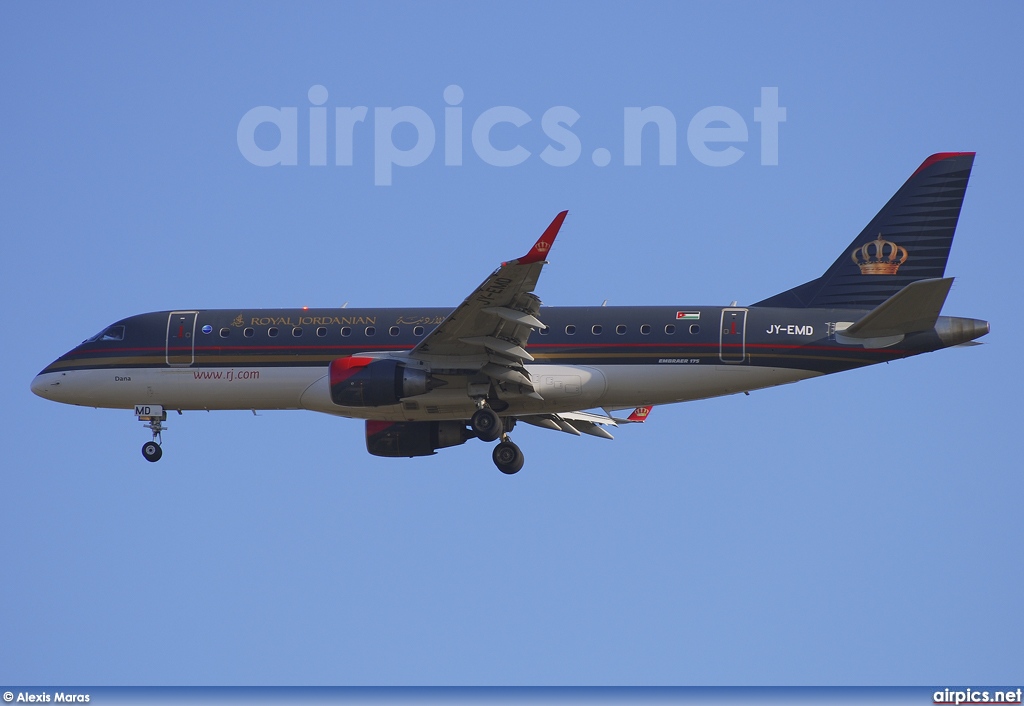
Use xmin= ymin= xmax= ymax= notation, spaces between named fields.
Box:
xmin=268 ymin=327 xmax=279 ymax=337
xmin=341 ymin=327 xmax=351 ymax=337
xmin=316 ymin=326 xmax=327 ymax=337
xmin=616 ymin=325 xmax=626 ymax=335
xmin=244 ymin=328 xmax=254 ymax=338
xmin=413 ymin=325 xmax=424 ymax=336
xmin=219 ymin=328 xmax=230 ymax=338
xmin=292 ymin=327 xmax=303 ymax=337
xmin=365 ymin=326 xmax=376 ymax=336
xmin=592 ymin=325 xmax=603 ymax=335
xmin=640 ymin=324 xmax=651 ymax=335
xmin=538 ymin=327 xmax=549 ymax=335
xmin=665 ymin=324 xmax=676 ymax=334
xmin=689 ymin=324 xmax=700 ymax=334
xmin=389 ymin=326 xmax=400 ymax=336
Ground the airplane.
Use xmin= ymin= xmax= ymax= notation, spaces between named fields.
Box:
xmin=31 ymin=152 xmax=989 ymax=474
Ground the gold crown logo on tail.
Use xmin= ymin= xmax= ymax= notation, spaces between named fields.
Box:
xmin=851 ymin=234 xmax=908 ymax=275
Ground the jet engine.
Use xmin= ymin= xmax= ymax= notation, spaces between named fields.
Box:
xmin=329 ymin=357 xmax=441 ymax=407
xmin=365 ymin=420 xmax=471 ymax=457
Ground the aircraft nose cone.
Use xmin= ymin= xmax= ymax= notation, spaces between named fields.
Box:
xmin=31 ymin=374 xmax=49 ymax=398
xmin=31 ymin=371 xmax=61 ymax=399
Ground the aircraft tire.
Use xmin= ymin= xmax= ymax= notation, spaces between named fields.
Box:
xmin=493 ymin=441 xmax=524 ymax=475
xmin=471 ymin=408 xmax=502 ymax=442
xmin=142 ymin=441 xmax=163 ymax=462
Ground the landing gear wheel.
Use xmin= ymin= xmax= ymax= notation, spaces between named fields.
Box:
xmin=138 ymin=408 xmax=167 ymax=463
xmin=492 ymin=441 xmax=525 ymax=475
xmin=142 ymin=441 xmax=163 ymax=462
xmin=471 ymin=408 xmax=503 ymax=442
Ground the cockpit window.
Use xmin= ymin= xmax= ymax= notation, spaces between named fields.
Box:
xmin=87 ymin=325 xmax=125 ymax=342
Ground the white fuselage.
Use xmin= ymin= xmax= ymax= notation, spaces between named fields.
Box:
xmin=31 ymin=363 xmax=819 ymax=421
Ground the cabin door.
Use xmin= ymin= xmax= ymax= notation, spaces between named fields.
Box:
xmin=719 ymin=308 xmax=748 ymax=363
xmin=166 ymin=311 xmax=198 ymax=366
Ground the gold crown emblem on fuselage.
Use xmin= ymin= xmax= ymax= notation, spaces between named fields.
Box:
xmin=851 ymin=234 xmax=908 ymax=275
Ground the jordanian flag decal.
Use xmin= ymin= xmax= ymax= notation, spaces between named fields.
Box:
xmin=675 ymin=312 xmax=700 ymax=320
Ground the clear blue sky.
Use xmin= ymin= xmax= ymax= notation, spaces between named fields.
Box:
xmin=1 ymin=1 xmax=1021 ymax=686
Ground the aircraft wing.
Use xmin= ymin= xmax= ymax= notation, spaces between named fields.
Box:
xmin=407 ymin=211 xmax=568 ymax=391
xmin=518 ymin=407 xmax=652 ymax=440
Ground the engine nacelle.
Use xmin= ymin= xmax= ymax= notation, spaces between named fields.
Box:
xmin=365 ymin=420 xmax=470 ymax=458
xmin=330 ymin=357 xmax=436 ymax=407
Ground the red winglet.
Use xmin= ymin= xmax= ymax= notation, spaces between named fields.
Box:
xmin=517 ymin=210 xmax=568 ymax=265
xmin=627 ymin=406 xmax=652 ymax=422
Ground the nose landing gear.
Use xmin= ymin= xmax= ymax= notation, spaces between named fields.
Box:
xmin=136 ymin=404 xmax=166 ymax=463
xmin=142 ymin=439 xmax=163 ymax=462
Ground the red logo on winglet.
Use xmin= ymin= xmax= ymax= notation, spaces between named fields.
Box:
xmin=518 ymin=211 xmax=567 ymax=265
xmin=628 ymin=406 xmax=651 ymax=422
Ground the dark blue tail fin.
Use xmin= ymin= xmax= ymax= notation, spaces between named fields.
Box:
xmin=754 ymin=152 xmax=975 ymax=310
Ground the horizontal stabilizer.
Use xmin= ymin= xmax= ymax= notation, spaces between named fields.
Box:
xmin=842 ymin=277 xmax=953 ymax=339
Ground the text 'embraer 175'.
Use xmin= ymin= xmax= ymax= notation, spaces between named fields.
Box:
xmin=32 ymin=153 xmax=988 ymax=473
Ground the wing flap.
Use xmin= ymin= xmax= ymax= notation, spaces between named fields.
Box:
xmin=482 ymin=306 xmax=546 ymax=330
xmin=566 ymin=421 xmax=615 ymax=440
xmin=517 ymin=415 xmax=582 ymax=436
xmin=480 ymin=362 xmax=532 ymax=386
xmin=518 ymin=409 xmax=625 ymax=439
xmin=459 ymin=336 xmax=535 ymax=362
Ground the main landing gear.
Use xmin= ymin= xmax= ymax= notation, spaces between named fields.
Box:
xmin=470 ymin=407 xmax=503 ymax=442
xmin=492 ymin=438 xmax=525 ymax=475
xmin=472 ymin=405 xmax=525 ymax=474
